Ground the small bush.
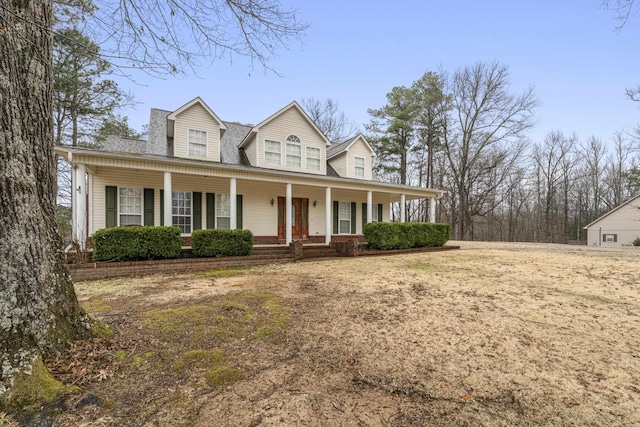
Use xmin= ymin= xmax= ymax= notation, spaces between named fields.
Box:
xmin=364 ymin=222 xmax=450 ymax=250
xmin=633 ymin=237 xmax=640 ymax=247
xmin=191 ymin=229 xmax=253 ymax=257
xmin=92 ymin=226 xmax=181 ymax=262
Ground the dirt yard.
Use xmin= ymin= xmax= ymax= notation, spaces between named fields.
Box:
xmin=46 ymin=241 xmax=640 ymax=426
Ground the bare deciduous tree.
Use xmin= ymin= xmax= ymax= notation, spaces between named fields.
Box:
xmin=0 ymin=0 xmax=307 ymax=408
xmin=300 ymin=97 xmax=359 ymax=143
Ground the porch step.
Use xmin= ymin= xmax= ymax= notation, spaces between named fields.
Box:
xmin=252 ymin=246 xmax=290 ymax=256
xmin=301 ymin=245 xmax=342 ymax=259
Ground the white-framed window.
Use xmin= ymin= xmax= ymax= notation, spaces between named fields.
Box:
xmin=354 ymin=156 xmax=365 ymax=178
xmin=119 ymin=187 xmax=143 ymax=226
xmin=604 ymin=234 xmax=617 ymax=243
xmin=371 ymin=205 xmax=378 ymax=222
xmin=265 ymin=140 xmax=281 ymax=165
xmin=216 ymin=193 xmax=231 ymax=229
xmin=306 ymin=147 xmax=320 ymax=170
xmin=286 ymin=135 xmax=301 ymax=168
xmin=172 ymin=191 xmax=191 ymax=234
xmin=286 ymin=143 xmax=301 ymax=167
xmin=188 ymin=129 xmax=207 ymax=157
xmin=339 ymin=202 xmax=351 ymax=234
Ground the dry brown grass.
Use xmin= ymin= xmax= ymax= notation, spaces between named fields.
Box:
xmin=48 ymin=241 xmax=640 ymax=426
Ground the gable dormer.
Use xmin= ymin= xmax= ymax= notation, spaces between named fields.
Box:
xmin=239 ymin=101 xmax=331 ymax=175
xmin=327 ymin=134 xmax=376 ymax=180
xmin=167 ymin=97 xmax=226 ymax=162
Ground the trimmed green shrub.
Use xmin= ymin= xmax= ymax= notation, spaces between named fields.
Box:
xmin=191 ymin=229 xmax=253 ymax=257
xmin=92 ymin=226 xmax=182 ymax=262
xmin=364 ymin=222 xmax=450 ymax=250
xmin=633 ymin=237 xmax=640 ymax=247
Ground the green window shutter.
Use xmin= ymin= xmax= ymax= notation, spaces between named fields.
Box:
xmin=160 ymin=190 xmax=164 ymax=226
xmin=333 ymin=201 xmax=339 ymax=234
xmin=377 ymin=204 xmax=383 ymax=222
xmin=362 ymin=203 xmax=367 ymax=228
xmin=236 ymin=195 xmax=243 ymax=229
xmin=206 ymin=193 xmax=215 ymax=229
xmin=105 ymin=186 xmax=117 ymax=228
xmin=144 ymin=188 xmax=154 ymax=226
xmin=350 ymin=202 xmax=356 ymax=234
xmin=193 ymin=192 xmax=202 ymax=231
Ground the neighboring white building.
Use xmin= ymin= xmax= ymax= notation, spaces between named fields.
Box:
xmin=584 ymin=194 xmax=640 ymax=246
xmin=56 ymin=97 xmax=443 ymax=249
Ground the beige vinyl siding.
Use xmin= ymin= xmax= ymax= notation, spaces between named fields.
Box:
xmin=328 ymin=152 xmax=347 ymax=178
xmin=257 ymin=107 xmax=326 ymax=175
xmin=349 ymin=139 xmax=374 ymax=180
xmin=244 ymin=136 xmax=257 ymax=166
xmin=92 ymin=169 xmax=164 ymax=233
xmin=586 ymin=196 xmax=640 ymax=246
xmin=173 ymin=103 xmax=221 ymax=161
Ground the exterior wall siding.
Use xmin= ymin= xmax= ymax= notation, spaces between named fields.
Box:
xmin=244 ymin=137 xmax=257 ymax=166
xmin=349 ymin=139 xmax=374 ymax=180
xmin=173 ymin=104 xmax=221 ymax=162
xmin=256 ymin=107 xmax=326 ymax=175
xmin=586 ymin=198 xmax=640 ymax=246
xmin=328 ymin=153 xmax=347 ymax=178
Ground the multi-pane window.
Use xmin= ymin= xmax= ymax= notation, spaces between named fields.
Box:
xmin=354 ymin=156 xmax=365 ymax=178
xmin=604 ymin=234 xmax=617 ymax=243
xmin=306 ymin=147 xmax=320 ymax=170
xmin=216 ymin=194 xmax=231 ymax=229
xmin=286 ymin=143 xmax=301 ymax=167
xmin=285 ymin=135 xmax=301 ymax=167
xmin=339 ymin=202 xmax=351 ymax=234
xmin=188 ymin=129 xmax=207 ymax=157
xmin=265 ymin=140 xmax=281 ymax=165
xmin=119 ymin=187 xmax=142 ymax=226
xmin=371 ymin=205 xmax=378 ymax=222
xmin=172 ymin=191 xmax=191 ymax=234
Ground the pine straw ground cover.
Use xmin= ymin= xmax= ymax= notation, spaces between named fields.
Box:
xmin=34 ymin=242 xmax=640 ymax=426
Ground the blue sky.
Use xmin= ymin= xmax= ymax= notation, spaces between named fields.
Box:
xmin=117 ymin=0 xmax=640 ymax=146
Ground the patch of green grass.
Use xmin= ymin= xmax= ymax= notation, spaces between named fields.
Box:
xmin=139 ymin=291 xmax=291 ymax=346
xmin=205 ymin=366 xmax=244 ymax=386
xmin=171 ymin=349 xmax=225 ymax=372
xmin=190 ymin=266 xmax=250 ymax=278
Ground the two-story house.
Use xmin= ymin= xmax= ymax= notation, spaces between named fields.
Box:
xmin=55 ymin=97 xmax=443 ymax=249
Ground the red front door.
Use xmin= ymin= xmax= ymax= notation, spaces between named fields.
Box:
xmin=278 ymin=197 xmax=309 ymax=239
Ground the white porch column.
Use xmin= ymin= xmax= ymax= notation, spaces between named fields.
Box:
xmin=230 ymin=178 xmax=237 ymax=229
xmin=429 ymin=197 xmax=436 ymax=223
xmin=74 ymin=163 xmax=87 ymax=250
xmin=285 ymin=183 xmax=292 ymax=245
xmin=163 ymin=172 xmax=172 ymax=227
xmin=325 ymin=187 xmax=332 ymax=244
xmin=366 ymin=191 xmax=372 ymax=225
xmin=400 ymin=194 xmax=406 ymax=222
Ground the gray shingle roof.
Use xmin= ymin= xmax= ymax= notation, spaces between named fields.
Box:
xmin=102 ymin=135 xmax=147 ymax=154
xmin=327 ymin=135 xmax=357 ymax=158
xmin=220 ymin=121 xmax=252 ymax=165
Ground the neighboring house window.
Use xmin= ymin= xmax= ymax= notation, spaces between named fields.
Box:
xmin=119 ymin=187 xmax=142 ymax=226
xmin=286 ymin=135 xmax=301 ymax=167
xmin=306 ymin=147 xmax=320 ymax=170
xmin=604 ymin=234 xmax=617 ymax=243
xmin=354 ymin=156 xmax=365 ymax=178
xmin=265 ymin=140 xmax=281 ymax=165
xmin=339 ymin=202 xmax=351 ymax=234
xmin=216 ymin=194 xmax=231 ymax=229
xmin=172 ymin=191 xmax=191 ymax=234
xmin=188 ymin=129 xmax=207 ymax=157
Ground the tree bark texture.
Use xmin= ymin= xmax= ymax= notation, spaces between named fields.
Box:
xmin=0 ymin=0 xmax=89 ymax=397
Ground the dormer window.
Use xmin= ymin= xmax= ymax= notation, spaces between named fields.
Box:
xmin=355 ymin=156 xmax=365 ymax=178
xmin=188 ymin=129 xmax=207 ymax=157
xmin=286 ymin=135 xmax=301 ymax=167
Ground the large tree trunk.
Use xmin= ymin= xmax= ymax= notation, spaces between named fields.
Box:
xmin=0 ymin=0 xmax=90 ymax=399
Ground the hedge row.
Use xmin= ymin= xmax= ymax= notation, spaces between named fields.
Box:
xmin=191 ymin=229 xmax=253 ymax=257
xmin=364 ymin=222 xmax=450 ymax=250
xmin=93 ymin=226 xmax=182 ymax=262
